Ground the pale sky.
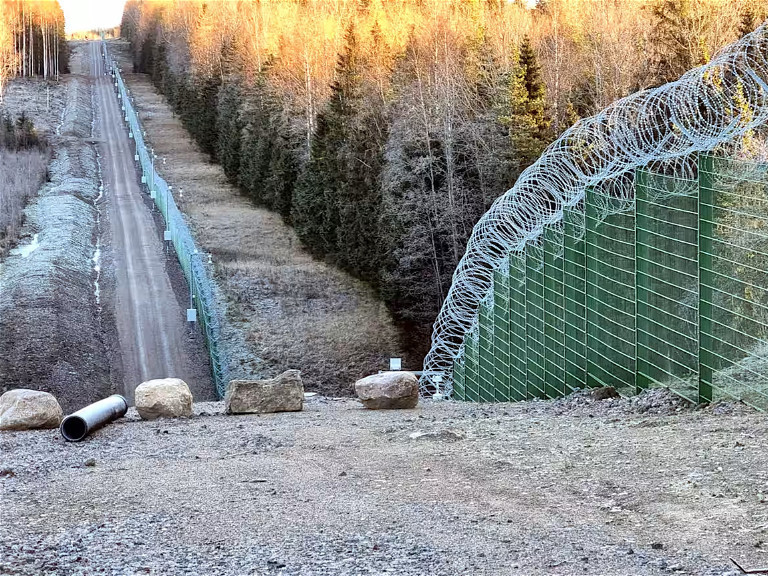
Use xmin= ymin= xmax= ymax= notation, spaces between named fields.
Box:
xmin=59 ymin=0 xmax=127 ymax=34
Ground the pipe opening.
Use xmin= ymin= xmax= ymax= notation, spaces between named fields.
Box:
xmin=61 ymin=416 xmax=88 ymax=442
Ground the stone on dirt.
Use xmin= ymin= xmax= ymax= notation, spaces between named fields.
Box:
xmin=591 ymin=386 xmax=621 ymax=401
xmin=134 ymin=378 xmax=193 ymax=420
xmin=226 ymin=370 xmax=304 ymax=415
xmin=0 ymin=389 xmax=63 ymax=430
xmin=355 ymin=372 xmax=419 ymax=410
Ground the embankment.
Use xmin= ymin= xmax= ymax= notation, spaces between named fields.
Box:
xmin=0 ymin=45 xmax=113 ymax=411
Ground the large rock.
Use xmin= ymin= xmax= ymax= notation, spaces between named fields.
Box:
xmin=134 ymin=378 xmax=193 ymax=420
xmin=355 ymin=372 xmax=419 ymax=410
xmin=0 ymin=389 xmax=63 ymax=430
xmin=226 ymin=370 xmax=304 ymax=414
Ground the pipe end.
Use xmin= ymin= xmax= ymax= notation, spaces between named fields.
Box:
xmin=60 ymin=415 xmax=88 ymax=442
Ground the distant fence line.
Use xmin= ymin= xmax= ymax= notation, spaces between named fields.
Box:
xmin=454 ymin=153 xmax=768 ymax=411
xmin=102 ymin=42 xmax=229 ymax=397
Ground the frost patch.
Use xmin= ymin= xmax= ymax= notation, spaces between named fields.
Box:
xmin=10 ymin=234 xmax=39 ymax=258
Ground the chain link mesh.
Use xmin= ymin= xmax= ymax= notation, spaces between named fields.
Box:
xmin=103 ymin=43 xmax=229 ymax=397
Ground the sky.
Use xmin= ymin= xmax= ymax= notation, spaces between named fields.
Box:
xmin=59 ymin=0 xmax=127 ymax=34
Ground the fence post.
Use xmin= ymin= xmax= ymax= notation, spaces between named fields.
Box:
xmin=698 ymin=153 xmax=714 ymax=404
xmin=563 ymin=206 xmax=587 ymax=393
xmin=526 ymin=242 xmax=546 ymax=399
xmin=508 ymin=252 xmax=528 ymax=401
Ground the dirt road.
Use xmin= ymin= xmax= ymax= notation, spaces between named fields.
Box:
xmin=90 ymin=42 xmax=212 ymax=402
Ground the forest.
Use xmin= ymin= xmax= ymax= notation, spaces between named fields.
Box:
xmin=0 ymin=0 xmax=68 ymax=103
xmin=120 ymin=0 xmax=767 ymax=357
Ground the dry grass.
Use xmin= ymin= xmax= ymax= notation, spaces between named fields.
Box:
xmin=112 ymin=41 xmax=403 ymax=395
xmin=0 ymin=149 xmax=48 ymax=255
xmin=0 ymin=76 xmax=63 ymax=258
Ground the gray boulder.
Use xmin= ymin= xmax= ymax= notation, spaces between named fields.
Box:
xmin=134 ymin=378 xmax=193 ymax=420
xmin=226 ymin=370 xmax=304 ymax=414
xmin=355 ymin=372 xmax=419 ymax=410
xmin=0 ymin=389 xmax=63 ymax=430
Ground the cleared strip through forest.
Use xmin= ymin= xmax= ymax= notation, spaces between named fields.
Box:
xmin=109 ymin=42 xmax=402 ymax=395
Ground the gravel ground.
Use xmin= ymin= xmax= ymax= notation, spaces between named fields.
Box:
xmin=0 ymin=388 xmax=765 ymax=575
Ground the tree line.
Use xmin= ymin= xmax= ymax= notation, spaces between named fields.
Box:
xmin=0 ymin=0 xmax=69 ymax=103
xmin=120 ymin=0 xmax=767 ymax=358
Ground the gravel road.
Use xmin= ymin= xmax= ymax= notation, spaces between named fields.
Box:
xmin=90 ymin=42 xmax=213 ymax=402
xmin=0 ymin=389 xmax=763 ymax=575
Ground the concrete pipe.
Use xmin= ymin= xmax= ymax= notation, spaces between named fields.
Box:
xmin=60 ymin=395 xmax=128 ymax=442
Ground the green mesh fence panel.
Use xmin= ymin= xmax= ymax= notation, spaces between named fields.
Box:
xmin=585 ymin=186 xmax=636 ymax=395
xmin=464 ymin=332 xmax=480 ymax=402
xmin=478 ymin=301 xmax=495 ymax=402
xmin=107 ymin=44 xmax=229 ymax=394
xmin=700 ymin=154 xmax=768 ymax=410
xmin=563 ymin=207 xmax=587 ymax=392
xmin=526 ymin=242 xmax=546 ymax=398
xmin=451 ymin=153 xmax=768 ymax=411
xmin=636 ymin=169 xmax=699 ymax=402
xmin=509 ymin=252 xmax=528 ymax=401
xmin=453 ymin=355 xmax=466 ymax=401
xmin=492 ymin=265 xmax=511 ymax=401
xmin=543 ymin=226 xmax=566 ymax=398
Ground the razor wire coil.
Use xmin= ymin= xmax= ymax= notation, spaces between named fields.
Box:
xmin=422 ymin=22 xmax=768 ymax=397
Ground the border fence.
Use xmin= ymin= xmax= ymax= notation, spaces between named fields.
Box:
xmin=453 ymin=153 xmax=768 ymax=411
xmin=102 ymin=42 xmax=229 ymax=397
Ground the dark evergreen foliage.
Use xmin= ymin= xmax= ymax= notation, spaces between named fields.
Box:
xmin=0 ymin=113 xmax=45 ymax=151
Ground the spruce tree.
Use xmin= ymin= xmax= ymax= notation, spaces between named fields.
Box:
xmin=501 ymin=37 xmax=551 ymax=171
xmin=237 ymin=60 xmax=278 ymax=207
xmin=651 ymin=0 xmax=711 ymax=82
xmin=216 ymin=80 xmax=243 ymax=183
xmin=518 ymin=36 xmax=551 ymax=144
xmin=293 ymin=23 xmax=362 ymax=260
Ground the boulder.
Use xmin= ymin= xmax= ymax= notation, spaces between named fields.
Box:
xmin=355 ymin=372 xmax=419 ymax=410
xmin=134 ymin=378 xmax=193 ymax=420
xmin=226 ymin=370 xmax=304 ymax=414
xmin=0 ymin=389 xmax=63 ymax=430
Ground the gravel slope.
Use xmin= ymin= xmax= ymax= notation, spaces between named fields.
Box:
xmin=0 ymin=389 xmax=763 ymax=576
xmin=0 ymin=45 xmax=112 ymax=411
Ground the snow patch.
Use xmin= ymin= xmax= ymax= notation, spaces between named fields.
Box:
xmin=91 ymin=83 xmax=105 ymax=308
xmin=10 ymin=234 xmax=40 ymax=258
